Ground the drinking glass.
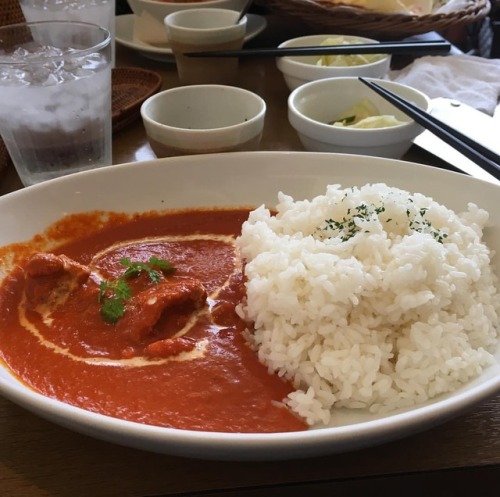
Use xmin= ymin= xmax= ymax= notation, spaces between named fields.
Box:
xmin=0 ymin=21 xmax=112 ymax=186
xmin=19 ymin=0 xmax=116 ymax=65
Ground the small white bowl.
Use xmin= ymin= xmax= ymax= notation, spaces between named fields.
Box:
xmin=288 ymin=77 xmax=430 ymax=159
xmin=127 ymin=0 xmax=248 ymax=44
xmin=127 ymin=0 xmax=248 ymax=21
xmin=141 ymin=84 xmax=266 ymax=157
xmin=277 ymin=34 xmax=391 ymax=91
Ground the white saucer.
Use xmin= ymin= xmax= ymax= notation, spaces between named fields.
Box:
xmin=115 ymin=13 xmax=268 ymax=63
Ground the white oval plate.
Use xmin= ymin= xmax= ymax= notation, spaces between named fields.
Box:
xmin=115 ymin=13 xmax=267 ymax=63
xmin=0 ymin=152 xmax=499 ymax=461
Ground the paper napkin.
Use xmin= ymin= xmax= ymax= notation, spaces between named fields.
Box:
xmin=388 ymin=54 xmax=500 ymax=116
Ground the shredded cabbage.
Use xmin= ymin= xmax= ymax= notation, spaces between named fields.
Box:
xmin=316 ymin=37 xmax=385 ymax=67
xmin=330 ymin=98 xmax=406 ymax=128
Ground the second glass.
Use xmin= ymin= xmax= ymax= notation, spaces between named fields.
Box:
xmin=19 ymin=0 xmax=116 ymax=65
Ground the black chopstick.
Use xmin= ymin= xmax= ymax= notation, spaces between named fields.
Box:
xmin=358 ymin=77 xmax=500 ymax=181
xmin=184 ymin=40 xmax=451 ymax=58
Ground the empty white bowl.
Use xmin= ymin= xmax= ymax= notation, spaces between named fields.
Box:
xmin=277 ymin=34 xmax=391 ymax=91
xmin=127 ymin=0 xmax=248 ymax=22
xmin=288 ymin=77 xmax=430 ymax=159
xmin=128 ymin=0 xmax=248 ymax=14
xmin=128 ymin=0 xmax=248 ymax=44
xmin=141 ymin=84 xmax=266 ymax=157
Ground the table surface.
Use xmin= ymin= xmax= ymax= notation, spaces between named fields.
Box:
xmin=1 ymin=14 xmax=499 ymax=497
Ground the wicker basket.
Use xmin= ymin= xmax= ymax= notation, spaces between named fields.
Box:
xmin=260 ymin=0 xmax=491 ymax=39
xmin=112 ymin=67 xmax=163 ymax=134
xmin=0 ymin=0 xmax=26 ymax=27
xmin=0 ymin=139 xmax=11 ymax=179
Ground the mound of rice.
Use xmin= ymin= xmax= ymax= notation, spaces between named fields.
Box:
xmin=235 ymin=183 xmax=500 ymax=426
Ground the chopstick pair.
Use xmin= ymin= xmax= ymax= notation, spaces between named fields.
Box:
xmin=359 ymin=77 xmax=500 ymax=181
xmin=184 ymin=40 xmax=451 ymax=58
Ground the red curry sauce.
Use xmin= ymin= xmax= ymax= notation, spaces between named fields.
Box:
xmin=0 ymin=209 xmax=307 ymax=433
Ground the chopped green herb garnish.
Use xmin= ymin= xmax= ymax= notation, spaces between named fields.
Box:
xmin=98 ymin=256 xmax=175 ymax=324
xmin=329 ymin=115 xmax=356 ymax=126
xmin=121 ymin=256 xmax=175 ymax=283
xmin=316 ymin=199 xmax=448 ymax=243
xmin=319 ymin=202 xmax=383 ymax=241
xmin=408 ymin=211 xmax=448 ymax=243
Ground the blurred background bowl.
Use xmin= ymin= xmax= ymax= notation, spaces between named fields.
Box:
xmin=127 ymin=0 xmax=249 ymax=45
xmin=127 ymin=0 xmax=249 ymax=21
xmin=277 ymin=34 xmax=391 ymax=92
xmin=141 ymin=84 xmax=266 ymax=157
xmin=288 ymin=77 xmax=430 ymax=159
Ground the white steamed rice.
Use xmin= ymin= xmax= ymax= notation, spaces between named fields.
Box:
xmin=235 ymin=183 xmax=500 ymax=426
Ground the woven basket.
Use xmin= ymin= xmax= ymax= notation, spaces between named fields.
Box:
xmin=0 ymin=0 xmax=26 ymax=27
xmin=0 ymin=140 xmax=12 ymax=179
xmin=260 ymin=0 xmax=491 ymax=38
xmin=112 ymin=67 xmax=163 ymax=134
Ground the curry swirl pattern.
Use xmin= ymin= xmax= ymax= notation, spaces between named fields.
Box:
xmin=0 ymin=209 xmax=307 ymax=433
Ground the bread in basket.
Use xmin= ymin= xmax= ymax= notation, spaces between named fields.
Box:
xmin=259 ymin=0 xmax=491 ymax=38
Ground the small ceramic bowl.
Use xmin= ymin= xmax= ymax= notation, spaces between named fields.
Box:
xmin=141 ymin=84 xmax=266 ymax=157
xmin=127 ymin=0 xmax=248 ymax=23
xmin=277 ymin=34 xmax=392 ymax=92
xmin=127 ymin=0 xmax=248 ymax=44
xmin=164 ymin=8 xmax=246 ymax=85
xmin=288 ymin=77 xmax=430 ymax=159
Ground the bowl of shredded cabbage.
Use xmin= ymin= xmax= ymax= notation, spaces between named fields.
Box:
xmin=288 ymin=76 xmax=430 ymax=159
xmin=277 ymin=34 xmax=391 ymax=91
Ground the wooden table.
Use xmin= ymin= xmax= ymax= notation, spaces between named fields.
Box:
xmin=1 ymin=14 xmax=499 ymax=497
